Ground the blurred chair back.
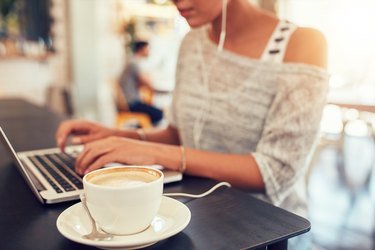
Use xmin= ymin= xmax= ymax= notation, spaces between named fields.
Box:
xmin=45 ymin=85 xmax=73 ymax=117
xmin=110 ymin=80 xmax=152 ymax=129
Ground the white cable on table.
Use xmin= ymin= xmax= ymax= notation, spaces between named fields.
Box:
xmin=164 ymin=182 xmax=231 ymax=198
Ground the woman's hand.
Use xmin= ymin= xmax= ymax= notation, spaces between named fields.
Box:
xmin=56 ymin=120 xmax=118 ymax=152
xmin=75 ymin=136 xmax=156 ymax=175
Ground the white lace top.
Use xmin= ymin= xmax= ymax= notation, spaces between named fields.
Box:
xmin=167 ymin=21 xmax=329 ymax=216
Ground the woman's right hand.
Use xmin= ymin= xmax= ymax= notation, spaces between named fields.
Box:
xmin=56 ymin=120 xmax=118 ymax=152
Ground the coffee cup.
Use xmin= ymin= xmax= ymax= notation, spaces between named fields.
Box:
xmin=82 ymin=166 xmax=164 ymax=235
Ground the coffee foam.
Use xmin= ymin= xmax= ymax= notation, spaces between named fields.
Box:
xmin=88 ymin=169 xmax=159 ymax=188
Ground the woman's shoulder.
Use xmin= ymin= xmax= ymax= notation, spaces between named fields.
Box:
xmin=284 ymin=26 xmax=328 ymax=69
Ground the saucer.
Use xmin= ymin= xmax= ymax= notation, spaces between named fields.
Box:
xmin=56 ymin=196 xmax=191 ymax=250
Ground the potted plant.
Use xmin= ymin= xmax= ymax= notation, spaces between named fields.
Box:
xmin=0 ymin=0 xmax=19 ymax=39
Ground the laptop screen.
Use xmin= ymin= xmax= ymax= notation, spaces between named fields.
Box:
xmin=0 ymin=127 xmax=23 ymax=169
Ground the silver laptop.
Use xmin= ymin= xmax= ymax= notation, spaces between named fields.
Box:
xmin=0 ymin=127 xmax=182 ymax=204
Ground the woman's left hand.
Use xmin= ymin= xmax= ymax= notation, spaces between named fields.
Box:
xmin=75 ymin=136 xmax=156 ymax=175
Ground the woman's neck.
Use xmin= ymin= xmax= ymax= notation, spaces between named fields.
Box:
xmin=210 ymin=1 xmax=275 ymax=45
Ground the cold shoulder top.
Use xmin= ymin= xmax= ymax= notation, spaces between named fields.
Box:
xmin=167 ymin=21 xmax=329 ymax=216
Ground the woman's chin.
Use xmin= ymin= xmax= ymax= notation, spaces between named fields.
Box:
xmin=184 ymin=18 xmax=207 ymax=29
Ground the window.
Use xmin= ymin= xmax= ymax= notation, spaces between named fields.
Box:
xmin=279 ymin=0 xmax=375 ymax=104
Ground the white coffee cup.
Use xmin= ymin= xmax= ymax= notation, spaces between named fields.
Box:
xmin=82 ymin=166 xmax=164 ymax=235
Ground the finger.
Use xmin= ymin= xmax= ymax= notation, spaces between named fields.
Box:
xmin=71 ymin=133 xmax=106 ymax=145
xmin=83 ymin=153 xmax=119 ymax=175
xmin=56 ymin=120 xmax=90 ymax=151
xmin=71 ymin=136 xmax=83 ymax=145
xmin=76 ymin=144 xmax=112 ymax=175
xmin=57 ymin=135 xmax=67 ymax=153
xmin=56 ymin=121 xmax=74 ymax=152
xmin=75 ymin=146 xmax=92 ymax=175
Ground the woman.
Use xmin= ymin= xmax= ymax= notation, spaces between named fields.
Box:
xmin=57 ymin=1 xmax=328 ymax=247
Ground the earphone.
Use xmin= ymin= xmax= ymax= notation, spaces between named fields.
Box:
xmin=193 ymin=0 xmax=228 ymax=148
xmin=218 ymin=0 xmax=228 ymax=52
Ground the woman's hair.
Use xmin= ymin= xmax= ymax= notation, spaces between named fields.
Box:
xmin=132 ymin=40 xmax=149 ymax=53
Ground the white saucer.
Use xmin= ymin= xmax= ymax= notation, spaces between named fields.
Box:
xmin=56 ymin=196 xmax=191 ymax=250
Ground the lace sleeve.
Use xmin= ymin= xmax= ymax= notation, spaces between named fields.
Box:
xmin=252 ymin=67 xmax=329 ymax=205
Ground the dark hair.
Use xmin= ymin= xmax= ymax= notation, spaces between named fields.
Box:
xmin=131 ymin=41 xmax=148 ymax=53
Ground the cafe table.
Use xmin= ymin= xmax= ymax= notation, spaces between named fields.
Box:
xmin=0 ymin=98 xmax=310 ymax=250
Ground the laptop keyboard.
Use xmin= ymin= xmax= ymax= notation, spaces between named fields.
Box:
xmin=28 ymin=153 xmax=82 ymax=193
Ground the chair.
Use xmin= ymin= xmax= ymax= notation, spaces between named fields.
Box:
xmin=111 ymin=80 xmax=152 ymax=129
xmin=305 ymin=104 xmax=346 ymax=189
xmin=45 ymin=85 xmax=74 ymax=117
xmin=307 ymin=104 xmax=375 ymax=197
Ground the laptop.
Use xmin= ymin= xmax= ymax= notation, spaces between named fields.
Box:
xmin=0 ymin=127 xmax=182 ymax=204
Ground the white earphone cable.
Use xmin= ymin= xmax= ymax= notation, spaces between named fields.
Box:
xmin=164 ymin=181 xmax=231 ymax=198
xmin=217 ymin=0 xmax=227 ymax=52
xmin=193 ymin=0 xmax=228 ymax=148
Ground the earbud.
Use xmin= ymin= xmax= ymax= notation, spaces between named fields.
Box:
xmin=217 ymin=0 xmax=228 ymax=52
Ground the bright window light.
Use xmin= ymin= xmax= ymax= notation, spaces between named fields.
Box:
xmin=279 ymin=0 xmax=375 ymax=104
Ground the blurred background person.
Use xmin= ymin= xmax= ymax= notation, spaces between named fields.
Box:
xmin=118 ymin=40 xmax=163 ymax=126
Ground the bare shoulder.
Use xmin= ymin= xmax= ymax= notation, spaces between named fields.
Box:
xmin=284 ymin=27 xmax=328 ymax=69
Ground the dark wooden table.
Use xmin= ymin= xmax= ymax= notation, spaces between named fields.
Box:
xmin=0 ymin=98 xmax=310 ymax=250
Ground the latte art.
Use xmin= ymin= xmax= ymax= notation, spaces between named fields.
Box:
xmin=88 ymin=170 xmax=158 ymax=188
xmin=94 ymin=178 xmax=147 ymax=188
